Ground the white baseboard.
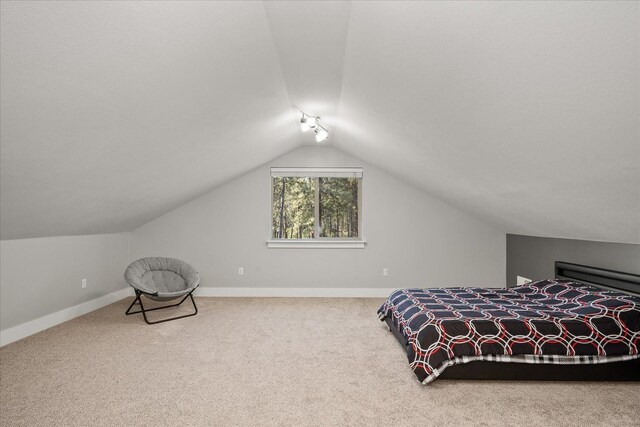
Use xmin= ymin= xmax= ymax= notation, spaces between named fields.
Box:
xmin=0 ymin=287 xmax=132 ymax=347
xmin=0 ymin=287 xmax=393 ymax=347
xmin=193 ymin=287 xmax=396 ymax=298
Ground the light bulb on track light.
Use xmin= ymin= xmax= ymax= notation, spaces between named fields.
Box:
xmin=300 ymin=112 xmax=317 ymax=132
xmin=315 ymin=126 xmax=328 ymax=142
xmin=300 ymin=115 xmax=310 ymax=132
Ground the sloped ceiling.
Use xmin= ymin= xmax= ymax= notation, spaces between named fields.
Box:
xmin=1 ymin=1 xmax=638 ymax=243
xmin=335 ymin=1 xmax=640 ymax=244
xmin=0 ymin=1 xmax=299 ymax=239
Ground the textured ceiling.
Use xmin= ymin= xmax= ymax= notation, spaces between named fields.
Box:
xmin=263 ymin=1 xmax=350 ymax=131
xmin=335 ymin=1 xmax=640 ymax=243
xmin=1 ymin=1 xmax=639 ymax=243
xmin=0 ymin=1 xmax=299 ymax=239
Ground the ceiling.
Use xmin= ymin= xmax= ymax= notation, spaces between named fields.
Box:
xmin=1 ymin=1 xmax=638 ymax=243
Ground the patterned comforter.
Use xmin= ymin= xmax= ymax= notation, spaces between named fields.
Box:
xmin=378 ymin=279 xmax=640 ymax=383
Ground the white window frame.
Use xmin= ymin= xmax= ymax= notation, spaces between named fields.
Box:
xmin=267 ymin=167 xmax=366 ymax=249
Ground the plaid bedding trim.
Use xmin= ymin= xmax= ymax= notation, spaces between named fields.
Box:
xmin=422 ymin=354 xmax=640 ymax=384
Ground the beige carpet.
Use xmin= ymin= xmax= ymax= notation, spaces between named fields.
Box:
xmin=1 ymin=297 xmax=639 ymax=426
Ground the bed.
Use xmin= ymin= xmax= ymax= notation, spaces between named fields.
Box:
xmin=378 ymin=262 xmax=640 ymax=384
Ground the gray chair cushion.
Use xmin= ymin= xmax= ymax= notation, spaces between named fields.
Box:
xmin=124 ymin=257 xmax=200 ymax=300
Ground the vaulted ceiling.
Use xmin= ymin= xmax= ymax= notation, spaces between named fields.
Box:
xmin=1 ymin=1 xmax=638 ymax=243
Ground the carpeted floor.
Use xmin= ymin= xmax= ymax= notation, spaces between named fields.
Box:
xmin=1 ymin=297 xmax=638 ymax=426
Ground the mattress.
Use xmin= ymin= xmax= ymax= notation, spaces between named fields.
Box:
xmin=378 ymin=279 xmax=640 ymax=384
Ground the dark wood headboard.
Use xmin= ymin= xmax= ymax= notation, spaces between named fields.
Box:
xmin=555 ymin=261 xmax=640 ymax=295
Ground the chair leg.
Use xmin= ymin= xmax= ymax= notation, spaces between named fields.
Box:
xmin=125 ymin=290 xmax=198 ymax=324
xmin=125 ymin=293 xmax=142 ymax=315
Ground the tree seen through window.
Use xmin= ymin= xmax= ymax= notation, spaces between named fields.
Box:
xmin=272 ymin=176 xmax=360 ymax=239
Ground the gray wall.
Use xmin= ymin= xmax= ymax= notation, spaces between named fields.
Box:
xmin=132 ymin=146 xmax=506 ymax=289
xmin=0 ymin=233 xmax=130 ymax=329
xmin=506 ymin=234 xmax=640 ymax=287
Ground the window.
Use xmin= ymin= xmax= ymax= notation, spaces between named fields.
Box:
xmin=268 ymin=167 xmax=365 ymax=248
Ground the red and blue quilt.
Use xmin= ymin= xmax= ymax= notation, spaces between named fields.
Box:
xmin=378 ymin=280 xmax=640 ymax=383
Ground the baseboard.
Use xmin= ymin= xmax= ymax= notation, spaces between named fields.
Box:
xmin=193 ymin=287 xmax=396 ymax=298
xmin=0 ymin=287 xmax=394 ymax=346
xmin=0 ymin=287 xmax=131 ymax=347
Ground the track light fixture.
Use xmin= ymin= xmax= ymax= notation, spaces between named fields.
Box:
xmin=300 ymin=111 xmax=328 ymax=142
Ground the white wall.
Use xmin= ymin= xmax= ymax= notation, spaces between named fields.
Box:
xmin=131 ymin=146 xmax=505 ymax=290
xmin=0 ymin=233 xmax=130 ymax=332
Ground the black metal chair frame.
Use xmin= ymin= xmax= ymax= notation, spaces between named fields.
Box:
xmin=125 ymin=287 xmax=198 ymax=325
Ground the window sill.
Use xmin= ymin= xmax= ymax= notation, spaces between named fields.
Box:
xmin=266 ymin=239 xmax=366 ymax=249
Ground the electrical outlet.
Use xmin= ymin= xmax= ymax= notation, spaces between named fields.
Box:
xmin=238 ymin=267 xmax=244 ymax=276
xmin=383 ymin=268 xmax=389 ymax=277
xmin=516 ymin=276 xmax=532 ymax=286
xmin=81 ymin=278 xmax=87 ymax=289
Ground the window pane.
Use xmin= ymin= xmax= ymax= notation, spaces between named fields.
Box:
xmin=272 ymin=177 xmax=315 ymax=239
xmin=319 ymin=177 xmax=359 ymax=238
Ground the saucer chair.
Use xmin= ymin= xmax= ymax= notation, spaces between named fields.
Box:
xmin=124 ymin=257 xmax=199 ymax=324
